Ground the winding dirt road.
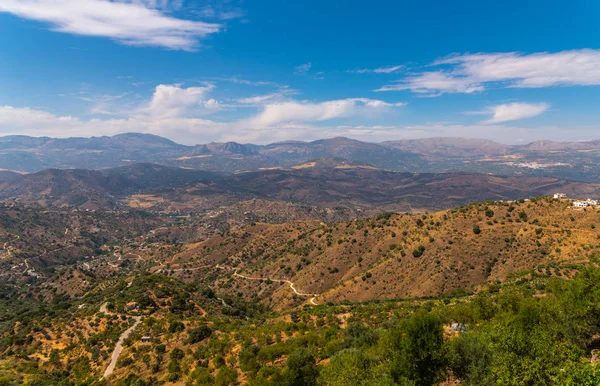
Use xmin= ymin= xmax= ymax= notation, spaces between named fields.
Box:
xmin=153 ymin=263 xmax=321 ymax=305
xmin=232 ymin=270 xmax=320 ymax=305
xmin=99 ymin=303 xmax=143 ymax=379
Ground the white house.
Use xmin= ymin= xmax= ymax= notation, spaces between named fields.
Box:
xmin=554 ymin=193 xmax=568 ymax=199
xmin=574 ymin=201 xmax=590 ymax=208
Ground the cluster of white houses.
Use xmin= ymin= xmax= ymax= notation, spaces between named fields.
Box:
xmin=573 ymin=199 xmax=599 ymax=208
xmin=554 ymin=193 xmax=599 ymax=208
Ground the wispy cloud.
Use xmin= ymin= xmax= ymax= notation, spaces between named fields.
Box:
xmin=377 ymin=49 xmax=600 ymax=95
xmin=471 ymin=102 xmax=551 ymax=124
xmin=81 ymin=92 xmax=135 ymax=115
xmin=294 ymin=63 xmax=313 ymax=75
xmin=212 ymin=76 xmax=279 ymax=87
xmin=294 ymin=63 xmax=325 ymax=80
xmin=0 ymin=0 xmax=221 ymax=51
xmin=126 ymin=0 xmax=184 ymax=11
xmin=237 ymin=87 xmax=299 ymax=105
xmin=195 ymin=5 xmax=245 ymax=20
xmin=348 ymin=65 xmax=403 ymax=74
xmin=246 ymin=98 xmax=405 ymax=127
xmin=376 ymin=72 xmax=483 ymax=95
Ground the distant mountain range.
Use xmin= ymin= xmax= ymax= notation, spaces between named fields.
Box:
xmin=2 ymin=133 xmax=600 ymax=182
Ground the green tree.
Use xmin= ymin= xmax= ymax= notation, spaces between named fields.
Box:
xmin=388 ymin=312 xmax=446 ymax=386
xmin=318 ymin=348 xmax=394 ymax=386
xmin=281 ymin=348 xmax=319 ymax=386
xmin=449 ymin=333 xmax=491 ymax=385
xmin=188 ymin=325 xmax=212 ymax=344
xmin=215 ymin=367 xmax=238 ymax=386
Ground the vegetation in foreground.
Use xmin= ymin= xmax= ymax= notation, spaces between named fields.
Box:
xmin=3 ymin=263 xmax=600 ymax=385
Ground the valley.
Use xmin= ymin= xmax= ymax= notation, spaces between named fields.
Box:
xmin=1 ymin=135 xmax=600 ymax=385
xmin=3 ymin=0 xmax=600 ymax=383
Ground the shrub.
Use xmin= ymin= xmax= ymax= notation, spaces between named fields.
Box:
xmin=413 ymin=245 xmax=425 ymax=258
xmin=188 ymin=325 xmax=212 ymax=344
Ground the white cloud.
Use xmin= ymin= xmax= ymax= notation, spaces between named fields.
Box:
xmin=0 ymin=0 xmax=221 ymax=50
xmin=377 ymin=49 xmax=600 ymax=95
xmin=0 ymin=83 xmax=406 ymax=144
xmin=479 ymin=102 xmax=550 ymax=124
xmin=0 ymin=103 xmax=597 ymax=145
xmin=349 ymin=65 xmax=403 ymax=74
xmin=145 ymin=84 xmax=218 ymax=118
xmin=246 ymin=98 xmax=405 ymax=127
xmin=0 ymin=105 xmax=228 ymax=143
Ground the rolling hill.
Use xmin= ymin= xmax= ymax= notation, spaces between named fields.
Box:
xmin=2 ymin=161 xmax=599 ymax=213
xmin=0 ymin=164 xmax=218 ymax=209
xmin=159 ymin=197 xmax=600 ymax=309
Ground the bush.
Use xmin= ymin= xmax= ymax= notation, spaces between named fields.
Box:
xmin=450 ymin=333 xmax=492 ymax=384
xmin=412 ymin=245 xmax=425 ymax=258
xmin=168 ymin=321 xmax=185 ymax=333
xmin=280 ymin=348 xmax=318 ymax=386
xmin=188 ymin=325 xmax=212 ymax=344
xmin=389 ymin=312 xmax=446 ymax=385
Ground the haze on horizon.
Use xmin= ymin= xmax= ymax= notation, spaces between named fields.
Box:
xmin=1 ymin=0 xmax=599 ymax=145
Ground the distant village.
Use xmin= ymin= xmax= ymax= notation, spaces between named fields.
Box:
xmin=553 ymin=193 xmax=599 ymax=208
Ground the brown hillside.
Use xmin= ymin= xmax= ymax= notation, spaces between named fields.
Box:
xmin=161 ymin=198 xmax=600 ymax=309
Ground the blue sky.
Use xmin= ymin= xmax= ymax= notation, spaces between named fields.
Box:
xmin=1 ymin=0 xmax=599 ymax=144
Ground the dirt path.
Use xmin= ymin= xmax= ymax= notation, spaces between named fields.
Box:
xmin=2 ymin=235 xmax=20 ymax=259
xmin=154 ymin=263 xmax=321 ymax=305
xmin=99 ymin=302 xmax=143 ymax=379
xmin=232 ymin=270 xmax=320 ymax=305
xmin=151 ymin=263 xmax=321 ymax=305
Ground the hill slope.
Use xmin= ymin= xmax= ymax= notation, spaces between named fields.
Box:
xmin=0 ymin=164 xmax=218 ymax=209
xmin=146 ymin=167 xmax=600 ymax=214
xmin=161 ymin=198 xmax=600 ymax=309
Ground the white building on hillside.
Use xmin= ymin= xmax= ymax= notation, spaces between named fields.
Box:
xmin=574 ymin=201 xmax=589 ymax=208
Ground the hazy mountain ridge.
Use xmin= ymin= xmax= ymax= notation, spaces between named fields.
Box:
xmin=381 ymin=137 xmax=513 ymax=158
xmin=2 ymin=133 xmax=600 ymax=182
